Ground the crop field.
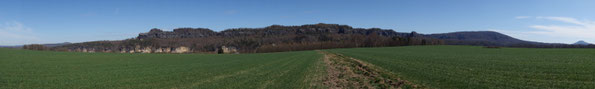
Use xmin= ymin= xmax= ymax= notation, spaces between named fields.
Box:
xmin=327 ymin=45 xmax=595 ymax=88
xmin=0 ymin=48 xmax=326 ymax=89
xmin=2 ymin=45 xmax=595 ymax=88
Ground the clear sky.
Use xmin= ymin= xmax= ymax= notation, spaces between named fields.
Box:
xmin=1 ymin=0 xmax=594 ymax=45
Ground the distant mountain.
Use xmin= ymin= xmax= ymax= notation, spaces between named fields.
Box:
xmin=1 ymin=42 xmax=72 ymax=48
xmin=42 ymin=42 xmax=72 ymax=47
xmin=425 ymin=31 xmax=545 ymax=46
xmin=47 ymin=23 xmax=442 ymax=53
xmin=573 ymin=40 xmax=592 ymax=45
xmin=0 ymin=45 xmax=22 ymax=48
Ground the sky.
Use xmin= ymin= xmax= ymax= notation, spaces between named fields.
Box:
xmin=1 ymin=0 xmax=594 ymax=45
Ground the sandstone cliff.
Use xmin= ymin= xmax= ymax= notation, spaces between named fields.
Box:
xmin=49 ymin=23 xmax=443 ymax=54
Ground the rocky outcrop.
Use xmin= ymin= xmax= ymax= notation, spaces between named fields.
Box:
xmin=220 ymin=46 xmax=238 ymax=54
xmin=50 ymin=23 xmax=448 ymax=54
xmin=173 ymin=46 xmax=190 ymax=53
xmin=67 ymin=46 xmax=191 ymax=54
xmin=137 ymin=23 xmax=406 ymax=39
xmin=137 ymin=28 xmax=217 ymax=39
xmin=154 ymin=47 xmax=172 ymax=53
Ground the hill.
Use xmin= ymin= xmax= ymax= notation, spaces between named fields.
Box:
xmin=0 ymin=45 xmax=21 ymax=48
xmin=40 ymin=42 xmax=72 ymax=47
xmin=574 ymin=40 xmax=592 ymax=45
xmin=1 ymin=42 xmax=71 ymax=48
xmin=46 ymin=23 xmax=443 ymax=54
xmin=27 ymin=23 xmax=594 ymax=54
xmin=424 ymin=31 xmax=595 ymax=48
xmin=425 ymin=31 xmax=543 ymax=46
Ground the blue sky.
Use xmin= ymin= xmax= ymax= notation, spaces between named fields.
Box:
xmin=1 ymin=0 xmax=594 ymax=45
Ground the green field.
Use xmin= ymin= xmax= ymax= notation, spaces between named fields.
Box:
xmin=2 ymin=46 xmax=595 ymax=88
xmin=0 ymin=48 xmax=325 ymax=89
xmin=327 ymin=46 xmax=595 ymax=88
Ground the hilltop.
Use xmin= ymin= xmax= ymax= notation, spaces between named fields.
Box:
xmin=45 ymin=23 xmax=442 ymax=54
xmin=427 ymin=31 xmax=542 ymax=46
xmin=574 ymin=40 xmax=592 ymax=45
xmin=24 ymin=23 xmax=595 ymax=54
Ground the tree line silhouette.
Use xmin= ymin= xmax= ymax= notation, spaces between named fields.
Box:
xmin=31 ymin=23 xmax=443 ymax=53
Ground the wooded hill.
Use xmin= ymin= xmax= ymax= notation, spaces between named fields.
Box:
xmin=44 ymin=23 xmax=443 ymax=53
xmin=25 ymin=23 xmax=595 ymax=53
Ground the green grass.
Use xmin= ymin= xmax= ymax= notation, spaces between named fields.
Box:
xmin=3 ymin=45 xmax=595 ymax=89
xmin=327 ymin=45 xmax=595 ymax=89
xmin=0 ymin=48 xmax=325 ymax=89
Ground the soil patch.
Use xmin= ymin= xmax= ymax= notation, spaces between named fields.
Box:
xmin=318 ymin=51 xmax=421 ymax=89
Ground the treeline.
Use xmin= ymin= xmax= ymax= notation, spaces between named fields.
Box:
xmin=23 ymin=44 xmax=49 ymax=51
xmin=41 ymin=23 xmax=443 ymax=53
xmin=254 ymin=33 xmax=442 ymax=53
xmin=25 ymin=23 xmax=595 ymax=53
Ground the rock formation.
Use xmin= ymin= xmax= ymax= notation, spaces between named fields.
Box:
xmin=173 ymin=46 xmax=190 ymax=53
xmin=48 ymin=23 xmax=445 ymax=54
xmin=220 ymin=46 xmax=238 ymax=54
xmin=138 ymin=28 xmax=217 ymax=39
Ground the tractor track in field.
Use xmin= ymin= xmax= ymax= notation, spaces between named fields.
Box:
xmin=318 ymin=51 xmax=421 ymax=89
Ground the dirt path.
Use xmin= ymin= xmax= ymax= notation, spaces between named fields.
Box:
xmin=318 ymin=51 xmax=421 ymax=89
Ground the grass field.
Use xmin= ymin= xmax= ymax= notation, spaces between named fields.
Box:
xmin=2 ymin=46 xmax=595 ymax=88
xmin=0 ymin=48 xmax=325 ymax=89
xmin=327 ymin=45 xmax=595 ymax=88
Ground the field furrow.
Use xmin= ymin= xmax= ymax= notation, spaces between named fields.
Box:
xmin=326 ymin=45 xmax=595 ymax=88
xmin=319 ymin=51 xmax=419 ymax=89
xmin=0 ymin=49 xmax=326 ymax=89
xmin=3 ymin=45 xmax=594 ymax=89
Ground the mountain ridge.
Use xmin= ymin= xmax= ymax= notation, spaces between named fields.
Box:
xmin=425 ymin=31 xmax=546 ymax=46
xmin=42 ymin=23 xmax=443 ymax=53
xmin=1 ymin=42 xmax=72 ymax=48
xmin=21 ymin=23 xmax=595 ymax=53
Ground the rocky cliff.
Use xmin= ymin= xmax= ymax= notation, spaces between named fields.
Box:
xmin=37 ymin=23 xmax=595 ymax=53
xmin=138 ymin=28 xmax=217 ymax=39
xmin=48 ymin=23 xmax=443 ymax=54
xmin=137 ymin=23 xmax=406 ymax=39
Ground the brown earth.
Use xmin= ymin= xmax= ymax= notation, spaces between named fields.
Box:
xmin=318 ymin=51 xmax=421 ymax=89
